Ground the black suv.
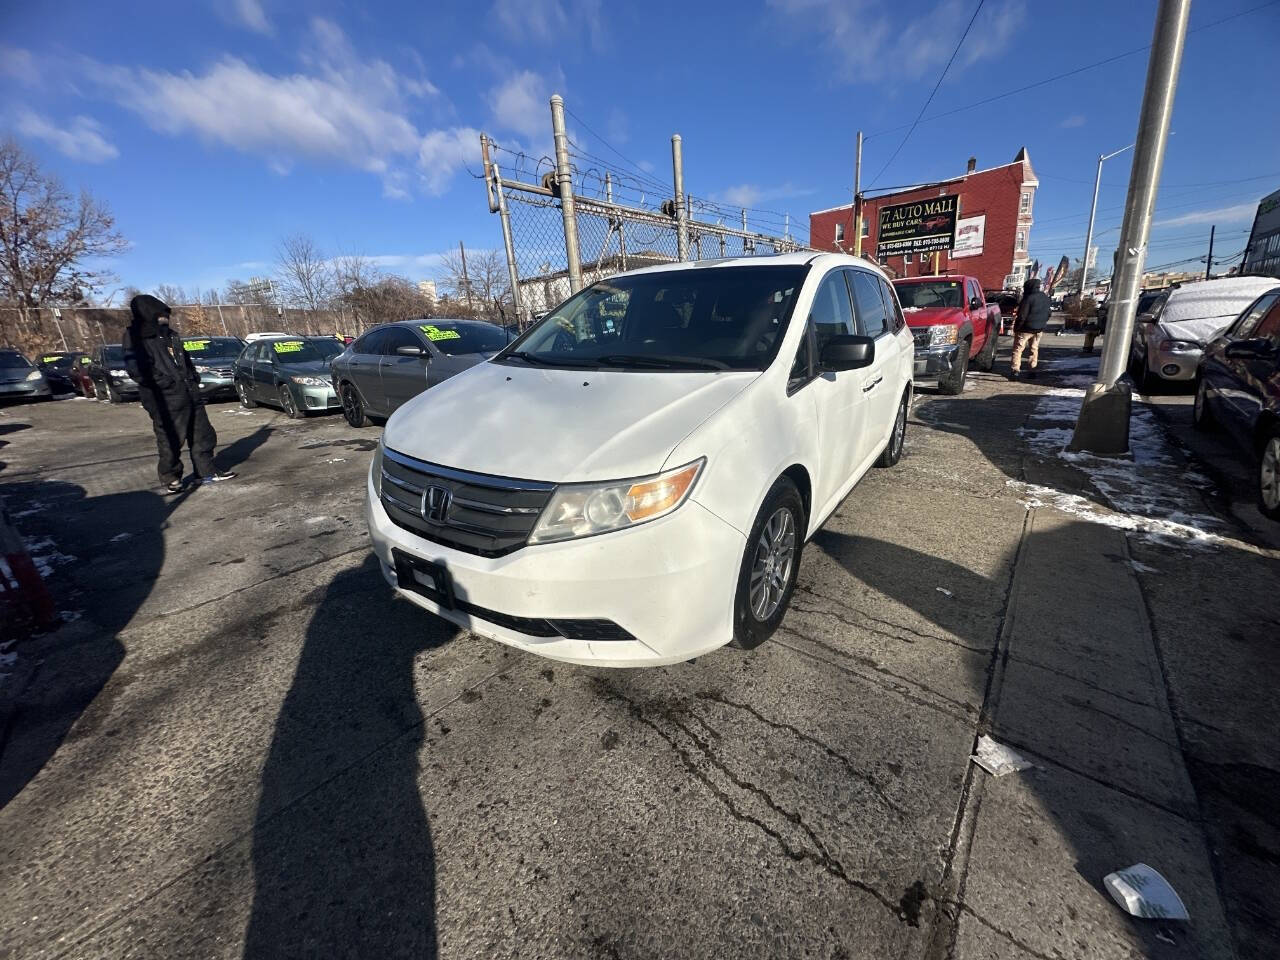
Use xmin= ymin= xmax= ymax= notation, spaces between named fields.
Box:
xmin=87 ymin=344 xmax=140 ymax=402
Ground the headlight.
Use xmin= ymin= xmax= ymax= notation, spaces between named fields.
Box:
xmin=1166 ymin=340 xmax=1199 ymax=352
xmin=110 ymin=368 xmax=128 ymax=377
xmin=25 ymin=369 xmax=44 ymax=381
xmin=290 ymin=375 xmax=329 ymax=387
xmin=929 ymin=325 xmax=958 ymax=346
xmin=528 ymin=459 xmax=705 ymax=545
xmin=194 ymin=364 xmax=212 ymax=374
xmin=371 ymin=439 xmax=384 ymax=498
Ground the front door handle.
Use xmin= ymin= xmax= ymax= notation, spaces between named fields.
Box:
xmin=863 ymin=375 xmax=883 ymax=393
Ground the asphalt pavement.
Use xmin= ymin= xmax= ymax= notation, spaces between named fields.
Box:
xmin=1 ymin=334 xmax=1277 ymax=960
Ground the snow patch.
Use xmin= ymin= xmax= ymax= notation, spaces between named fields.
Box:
xmin=304 ymin=516 xmax=329 ymax=525
xmin=24 ymin=537 xmax=77 ymax=577
xmin=109 ymin=532 xmax=132 ymax=542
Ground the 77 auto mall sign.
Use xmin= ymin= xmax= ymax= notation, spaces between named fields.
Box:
xmin=876 ymin=194 xmax=959 ymax=255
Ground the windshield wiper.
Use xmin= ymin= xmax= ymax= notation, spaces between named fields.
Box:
xmin=594 ymin=354 xmax=730 ymax=371
xmin=501 ymin=350 xmax=597 ymax=369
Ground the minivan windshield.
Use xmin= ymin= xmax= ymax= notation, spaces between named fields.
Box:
xmin=498 ymin=265 xmax=807 ymax=371
xmin=894 ymin=281 xmax=964 ymax=309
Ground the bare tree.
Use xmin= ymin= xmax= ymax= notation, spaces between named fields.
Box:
xmin=154 ymin=283 xmax=188 ymax=304
xmin=275 ymin=233 xmax=333 ymax=311
xmin=332 ymin=252 xmax=381 ymax=331
xmin=438 ymin=246 xmax=508 ymax=319
xmin=0 ymin=138 xmax=127 ymax=318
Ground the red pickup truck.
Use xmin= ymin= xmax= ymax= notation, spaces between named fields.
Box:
xmin=892 ymin=275 xmax=1000 ymax=394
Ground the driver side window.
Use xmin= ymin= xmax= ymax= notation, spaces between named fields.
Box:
xmin=810 ymin=270 xmax=856 ymax=356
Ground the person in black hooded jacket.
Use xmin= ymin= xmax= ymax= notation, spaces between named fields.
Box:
xmin=1010 ymin=277 xmax=1051 ymax=379
xmin=122 ymin=295 xmax=235 ymax=492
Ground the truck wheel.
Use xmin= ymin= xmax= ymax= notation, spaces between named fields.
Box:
xmin=938 ymin=340 xmax=970 ymax=395
xmin=731 ymin=477 xmax=805 ymax=650
xmin=876 ymin=390 xmax=909 ymax=467
xmin=975 ymin=323 xmax=997 ymax=371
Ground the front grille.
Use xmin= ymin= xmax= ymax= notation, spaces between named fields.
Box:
xmin=913 ymin=330 xmax=932 ymax=348
xmin=381 ymin=447 xmax=555 ymax=557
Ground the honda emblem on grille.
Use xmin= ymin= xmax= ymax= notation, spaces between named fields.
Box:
xmin=421 ymin=485 xmax=452 ymax=523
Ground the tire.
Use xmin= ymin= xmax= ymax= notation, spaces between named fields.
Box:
xmin=1259 ymin=427 xmax=1280 ymax=521
xmin=236 ymin=380 xmax=257 ymax=408
xmin=731 ymin=477 xmax=805 ymax=650
xmin=1192 ymin=376 xmax=1215 ymax=432
xmin=1136 ymin=348 xmax=1155 ymax=395
xmin=341 ymin=382 xmax=369 ymax=427
xmin=278 ymin=384 xmax=304 ymax=419
xmin=937 ymin=339 xmax=970 ymax=395
xmin=975 ymin=323 xmax=997 ymax=372
xmin=106 ymin=381 xmax=122 ymax=404
xmin=876 ymin=390 xmax=909 ymax=468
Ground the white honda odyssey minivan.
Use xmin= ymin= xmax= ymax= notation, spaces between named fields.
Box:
xmin=366 ymin=253 xmax=914 ymax=666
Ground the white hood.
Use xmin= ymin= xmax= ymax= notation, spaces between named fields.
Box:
xmin=382 ymin=360 xmax=759 ymax=483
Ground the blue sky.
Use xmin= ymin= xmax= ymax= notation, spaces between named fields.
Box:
xmin=2 ymin=0 xmax=1277 ymax=298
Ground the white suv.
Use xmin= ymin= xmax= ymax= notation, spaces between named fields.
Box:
xmin=365 ymin=253 xmax=914 ymax=666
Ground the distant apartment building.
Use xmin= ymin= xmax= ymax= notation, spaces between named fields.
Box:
xmin=1242 ymin=188 xmax=1280 ymax=278
xmin=810 ymin=150 xmax=1038 ymax=291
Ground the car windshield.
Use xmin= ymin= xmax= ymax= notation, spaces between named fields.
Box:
xmin=894 ymin=281 xmax=964 ymax=309
xmin=498 ymin=265 xmax=807 ymax=371
xmin=416 ymin=322 xmax=512 ymax=356
xmin=102 ymin=346 xmax=124 ymax=364
xmin=0 ymin=351 xmax=31 ymax=369
xmin=182 ymin=337 xmax=243 ymax=360
xmin=39 ymin=354 xmax=81 ymax=370
xmin=268 ymin=339 xmax=340 ymax=364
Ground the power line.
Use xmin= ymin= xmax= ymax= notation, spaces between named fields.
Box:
xmin=867 ymin=0 xmax=985 ymax=188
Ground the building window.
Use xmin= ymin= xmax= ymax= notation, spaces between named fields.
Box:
xmin=903 ymin=253 xmax=913 ymax=264
xmin=834 ymin=222 xmax=845 ymax=243
xmin=861 ymin=219 xmax=870 ymax=237
xmin=1016 ymin=229 xmax=1027 ymax=251
xmin=1020 ymin=192 xmax=1032 ymax=215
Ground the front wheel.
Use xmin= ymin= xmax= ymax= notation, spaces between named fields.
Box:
xmin=1192 ymin=377 xmax=1215 ymax=432
xmin=1259 ymin=428 xmax=1280 ymax=521
xmin=731 ymin=478 xmax=805 ymax=650
xmin=106 ymin=381 xmax=122 ymax=403
xmin=278 ymin=384 xmax=304 ymax=419
xmin=237 ymin=380 xmax=257 ymax=408
xmin=876 ymin=391 xmax=909 ymax=467
xmin=341 ymin=383 xmax=369 ymax=427
xmin=937 ymin=340 xmax=969 ymax=395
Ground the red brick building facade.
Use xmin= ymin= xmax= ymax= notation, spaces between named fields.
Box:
xmin=809 ymin=150 xmax=1038 ymax=291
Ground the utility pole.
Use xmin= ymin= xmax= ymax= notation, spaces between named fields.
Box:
xmin=672 ymin=134 xmax=689 ymax=261
xmin=549 ymin=94 xmax=583 ymax=293
xmin=1205 ymin=224 xmax=1215 ymax=280
xmin=1070 ymin=0 xmax=1190 ymax=454
xmin=853 ymin=131 xmax=864 ymax=256
xmin=459 ymin=240 xmax=473 ymax=312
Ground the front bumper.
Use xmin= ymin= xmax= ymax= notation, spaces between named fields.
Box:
xmin=0 ymin=380 xmax=51 ymax=399
xmin=1148 ymin=343 xmax=1202 ymax=382
xmin=913 ymin=344 xmax=959 ymax=381
xmin=198 ymin=373 xmax=237 ymax=398
xmin=108 ymin=375 xmax=140 ymax=397
xmin=365 ymin=466 xmax=746 ymax=666
xmin=295 ymin=383 xmax=340 ymax=411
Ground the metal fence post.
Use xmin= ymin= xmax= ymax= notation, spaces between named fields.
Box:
xmin=215 ymin=302 xmax=228 ymax=335
xmin=493 ymin=164 xmax=525 ymax=326
xmin=549 ymin=95 xmax=583 ymax=293
xmin=672 ymin=135 xmax=689 ymax=261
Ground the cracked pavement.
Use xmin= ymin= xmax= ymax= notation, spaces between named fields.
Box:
xmin=2 ymin=332 xmax=1277 ymax=958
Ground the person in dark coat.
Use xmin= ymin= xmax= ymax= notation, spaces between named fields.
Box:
xmin=1010 ymin=277 xmax=1051 ymax=379
xmin=122 ymin=295 xmax=235 ymax=493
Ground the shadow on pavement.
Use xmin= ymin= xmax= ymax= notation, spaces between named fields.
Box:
xmin=0 ymin=478 xmax=175 ymax=809
xmin=216 ymin=424 xmax=273 ymax=474
xmin=244 ymin=555 xmax=455 ymax=959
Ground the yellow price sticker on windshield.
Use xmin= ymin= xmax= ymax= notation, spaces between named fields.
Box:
xmin=273 ymin=340 xmax=304 ymax=353
xmin=183 ymin=340 xmax=211 ymax=351
xmin=420 ymin=324 xmax=461 ymax=342
xmin=42 ymin=355 xmax=63 ymax=362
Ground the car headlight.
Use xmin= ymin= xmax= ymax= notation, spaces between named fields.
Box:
xmin=1166 ymin=340 xmax=1199 ymax=352
xmin=290 ymin=375 xmax=329 ymax=387
xmin=194 ymin=364 xmax=212 ymax=374
xmin=25 ymin=369 xmax=44 ymax=381
xmin=110 ymin=368 xmax=128 ymax=377
xmin=371 ymin=439 xmax=384 ymax=498
xmin=929 ymin=325 xmax=958 ymax=346
xmin=528 ymin=459 xmax=705 ymax=545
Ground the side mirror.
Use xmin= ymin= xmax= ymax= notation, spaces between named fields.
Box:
xmin=969 ymin=297 xmax=983 ymax=311
xmin=1224 ymin=337 xmax=1275 ymax=360
xmin=820 ymin=334 xmax=875 ymax=372
xmin=396 ymin=345 xmax=428 ymax=358
xmin=1137 ymin=312 xmax=1156 ymax=324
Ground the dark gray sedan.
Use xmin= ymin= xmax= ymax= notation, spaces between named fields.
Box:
xmin=329 ymin=319 xmax=514 ymax=427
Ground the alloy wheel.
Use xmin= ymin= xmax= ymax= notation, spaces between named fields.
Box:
xmin=1262 ymin=438 xmax=1280 ymax=512
xmin=279 ymin=386 xmax=297 ymax=417
xmin=341 ymin=385 xmax=361 ymax=426
xmin=891 ymin=398 xmax=907 ymax=457
xmin=749 ymin=507 xmax=796 ymax=621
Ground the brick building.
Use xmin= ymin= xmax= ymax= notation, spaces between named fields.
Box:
xmin=809 ymin=149 xmax=1038 ymax=291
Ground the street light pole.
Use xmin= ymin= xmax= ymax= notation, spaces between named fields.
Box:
xmin=1070 ymin=0 xmax=1191 ymax=454
xmin=1079 ymin=144 xmax=1133 ymax=299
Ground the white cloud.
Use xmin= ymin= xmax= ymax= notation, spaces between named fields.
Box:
xmin=1155 ymin=202 xmax=1258 ymax=229
xmin=492 ymin=0 xmax=605 ymax=49
xmin=712 ymin=182 xmax=816 ymax=210
xmin=228 ymin=0 xmax=272 ymax=34
xmin=489 ymin=71 xmax=549 ymax=141
xmin=89 ymin=21 xmax=468 ymax=197
xmin=1060 ymin=114 xmax=1086 ymax=129
xmin=16 ymin=111 xmax=118 ymax=163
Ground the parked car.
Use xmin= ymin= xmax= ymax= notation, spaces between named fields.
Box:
xmin=1130 ymin=277 xmax=1277 ymax=392
xmin=1194 ymin=285 xmax=1280 ymax=520
xmin=36 ymin=351 xmax=91 ymax=395
xmin=244 ymin=331 xmax=291 ymax=342
xmin=87 ymin=344 xmax=139 ymax=402
xmin=1096 ymin=288 xmax=1164 ymax=337
xmin=331 ymin=318 xmax=515 ymax=427
xmin=366 ymin=253 xmax=914 ymax=667
xmin=179 ymin=335 xmax=245 ymax=401
xmin=893 ymin=274 xmax=999 ymax=393
xmin=0 ymin=349 xmax=53 ymax=403
xmin=233 ymin=335 xmax=343 ymax=417
xmin=67 ymin=353 xmax=96 ymax=397
xmin=986 ymin=288 xmax=1019 ymax=335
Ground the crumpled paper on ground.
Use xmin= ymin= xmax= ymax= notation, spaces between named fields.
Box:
xmin=970 ymin=735 xmax=1035 ymax=777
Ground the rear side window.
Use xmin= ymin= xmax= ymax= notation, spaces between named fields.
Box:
xmin=849 ymin=270 xmax=889 ymax=338
xmin=810 ymin=271 xmax=855 ymax=353
xmin=1231 ymin=294 xmax=1279 ymax=340
xmin=1254 ymin=299 xmax=1280 ymax=343
xmin=355 ymin=329 xmax=389 ymax=355
xmin=381 ymin=327 xmax=422 ymax=354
